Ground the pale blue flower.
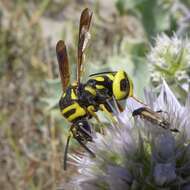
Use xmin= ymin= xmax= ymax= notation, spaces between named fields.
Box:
xmin=148 ymin=34 xmax=190 ymax=101
xmin=65 ymin=81 xmax=190 ymax=190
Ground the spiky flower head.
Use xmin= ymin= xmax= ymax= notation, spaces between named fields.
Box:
xmin=66 ymin=81 xmax=190 ymax=190
xmin=148 ymin=34 xmax=190 ymax=101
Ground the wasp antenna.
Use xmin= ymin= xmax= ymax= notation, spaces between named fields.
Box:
xmin=132 ymin=96 xmax=147 ymax=106
xmin=63 ymin=134 xmax=71 ymax=170
xmin=89 ymin=71 xmax=117 ymax=77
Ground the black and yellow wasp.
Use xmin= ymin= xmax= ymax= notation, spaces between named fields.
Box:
xmin=56 ymin=8 xmax=149 ymax=170
xmin=56 ymin=8 xmax=98 ymax=170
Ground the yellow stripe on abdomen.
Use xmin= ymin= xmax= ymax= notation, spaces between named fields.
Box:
xmin=61 ymin=102 xmax=86 ymax=122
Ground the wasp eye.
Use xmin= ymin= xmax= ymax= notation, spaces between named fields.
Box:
xmin=120 ymin=79 xmax=127 ymax=91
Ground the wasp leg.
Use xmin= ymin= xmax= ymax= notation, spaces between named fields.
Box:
xmin=75 ymin=137 xmax=96 ymax=158
xmin=63 ymin=131 xmax=73 ymax=170
xmin=87 ymin=106 xmax=105 ymax=135
xmin=99 ymin=104 xmax=117 ymax=124
xmin=106 ymin=96 xmax=124 ymax=113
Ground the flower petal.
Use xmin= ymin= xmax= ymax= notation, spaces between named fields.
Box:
xmin=106 ymin=165 xmax=132 ymax=190
xmin=155 ymin=80 xmax=181 ymax=112
xmin=153 ymin=133 xmax=175 ymax=162
xmin=153 ymin=163 xmax=176 ymax=186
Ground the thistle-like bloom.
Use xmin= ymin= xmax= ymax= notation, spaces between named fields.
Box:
xmin=67 ymin=81 xmax=190 ymax=190
xmin=148 ymin=34 xmax=190 ymax=101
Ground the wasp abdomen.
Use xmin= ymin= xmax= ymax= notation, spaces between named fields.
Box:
xmin=59 ymin=86 xmax=87 ymax=122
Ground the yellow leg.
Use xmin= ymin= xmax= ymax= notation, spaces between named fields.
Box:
xmin=63 ymin=130 xmax=73 ymax=170
xmin=87 ymin=106 xmax=105 ymax=134
xmin=99 ymin=104 xmax=117 ymax=124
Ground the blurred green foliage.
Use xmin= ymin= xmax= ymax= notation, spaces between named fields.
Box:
xmin=0 ymin=0 xmax=189 ymax=189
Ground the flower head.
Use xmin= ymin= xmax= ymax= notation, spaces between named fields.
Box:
xmin=148 ymin=34 xmax=190 ymax=101
xmin=67 ymin=81 xmax=190 ymax=190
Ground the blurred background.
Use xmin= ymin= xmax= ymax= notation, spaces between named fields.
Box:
xmin=0 ymin=0 xmax=190 ymax=189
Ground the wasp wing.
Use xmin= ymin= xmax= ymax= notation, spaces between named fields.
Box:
xmin=77 ymin=8 xmax=93 ymax=84
xmin=56 ymin=40 xmax=70 ymax=92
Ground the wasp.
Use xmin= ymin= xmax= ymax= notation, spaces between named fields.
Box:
xmin=56 ymin=8 xmax=146 ymax=170
xmin=56 ymin=8 xmax=98 ymax=170
xmin=132 ymin=107 xmax=179 ymax=132
xmin=56 ymin=8 xmax=116 ymax=170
